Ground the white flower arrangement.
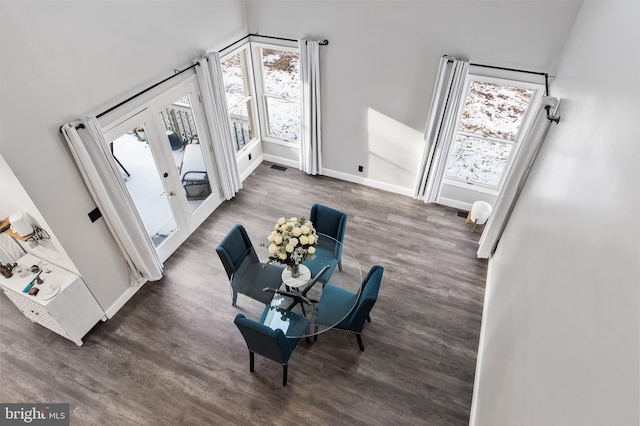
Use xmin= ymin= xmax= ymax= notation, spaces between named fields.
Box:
xmin=266 ymin=216 xmax=318 ymax=276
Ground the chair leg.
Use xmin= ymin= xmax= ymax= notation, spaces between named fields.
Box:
xmin=249 ymin=351 xmax=254 ymax=372
xmin=282 ymin=363 xmax=288 ymax=386
xmin=356 ymin=334 xmax=364 ymax=351
xmin=366 ymin=314 xmax=371 ymax=323
xmin=313 ymin=324 xmax=319 ymax=341
xmin=338 ymin=259 xmax=343 ymax=272
xmin=231 ymin=288 xmax=238 ymax=307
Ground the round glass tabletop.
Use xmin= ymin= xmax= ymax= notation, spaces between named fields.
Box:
xmin=230 ymin=233 xmax=362 ymax=338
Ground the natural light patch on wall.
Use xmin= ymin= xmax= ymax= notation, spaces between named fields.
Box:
xmin=366 ymin=108 xmax=423 ymax=191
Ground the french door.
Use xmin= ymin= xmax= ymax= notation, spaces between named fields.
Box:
xmin=103 ymin=79 xmax=223 ymax=262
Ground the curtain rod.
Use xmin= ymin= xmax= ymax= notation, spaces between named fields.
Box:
xmin=220 ymin=33 xmax=329 ymax=52
xmin=467 ymin=60 xmax=559 ymax=122
xmin=470 ymin=62 xmax=546 ymax=77
xmin=58 ymin=62 xmax=199 ymax=133
xmin=89 ymin=33 xmax=328 ymax=122
xmin=95 ymin=63 xmax=199 ymax=119
xmin=470 ymin=61 xmax=550 ymax=95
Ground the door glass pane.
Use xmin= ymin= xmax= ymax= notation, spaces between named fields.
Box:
xmin=159 ymin=94 xmax=212 ymax=212
xmin=111 ymin=124 xmax=178 ymax=246
xmin=265 ymin=97 xmax=299 ymax=141
xmin=446 ymin=134 xmax=512 ymax=187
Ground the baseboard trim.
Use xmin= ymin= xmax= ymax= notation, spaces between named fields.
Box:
xmin=240 ymin=153 xmax=264 ymax=182
xmin=104 ymin=279 xmax=147 ymax=319
xmin=263 ymin=154 xmax=299 ymax=170
xmin=262 ymin=155 xmax=413 ymax=197
xmin=436 ymin=196 xmax=473 ymax=212
xmin=323 ymin=168 xmax=413 ymax=197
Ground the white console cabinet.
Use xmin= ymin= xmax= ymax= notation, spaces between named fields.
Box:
xmin=0 ymin=253 xmax=106 ymax=346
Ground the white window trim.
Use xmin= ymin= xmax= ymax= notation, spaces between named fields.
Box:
xmin=250 ymin=41 xmax=301 ymax=147
xmin=441 ymin=73 xmax=545 ymax=195
xmin=220 ymin=43 xmax=261 ymax=154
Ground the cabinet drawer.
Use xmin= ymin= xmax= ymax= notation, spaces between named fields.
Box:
xmin=2 ymin=289 xmax=69 ymax=338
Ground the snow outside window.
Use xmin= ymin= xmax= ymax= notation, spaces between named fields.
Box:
xmin=444 ymin=76 xmax=541 ymax=191
xmin=254 ymin=45 xmax=301 ymax=144
xmin=221 ymin=46 xmax=257 ymax=152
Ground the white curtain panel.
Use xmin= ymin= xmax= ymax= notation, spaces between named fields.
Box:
xmin=61 ymin=118 xmax=163 ymax=284
xmin=195 ymin=53 xmax=242 ymax=199
xmin=299 ymin=39 xmax=322 ymax=175
xmin=477 ymin=96 xmax=561 ymax=258
xmin=413 ymin=56 xmax=469 ymax=202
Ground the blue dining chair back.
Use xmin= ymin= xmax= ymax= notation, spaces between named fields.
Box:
xmin=343 ymin=265 xmax=384 ymax=334
xmin=309 ymin=203 xmax=347 ymax=272
xmin=216 ymin=224 xmax=257 ymax=279
xmin=216 ymin=224 xmax=283 ymax=306
xmin=234 ymin=314 xmax=302 ymax=386
xmin=313 ymin=265 xmax=384 ymax=351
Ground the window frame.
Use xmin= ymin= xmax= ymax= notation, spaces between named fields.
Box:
xmin=220 ymin=43 xmax=261 ymax=154
xmin=443 ymin=74 xmax=545 ymax=193
xmin=250 ymin=41 xmax=301 ymax=147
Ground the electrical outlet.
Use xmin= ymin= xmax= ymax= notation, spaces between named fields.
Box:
xmin=358 ymin=165 xmax=363 ymax=172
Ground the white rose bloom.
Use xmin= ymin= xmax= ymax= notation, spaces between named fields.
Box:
xmin=268 ymin=243 xmax=278 ymax=254
xmin=277 ymin=217 xmax=286 ymax=225
xmin=286 ymin=244 xmax=294 ymax=253
xmin=274 ymin=235 xmax=283 ymax=245
xmin=290 ymin=238 xmax=299 ymax=247
xmin=278 ymin=252 xmax=288 ymax=260
xmin=292 ymin=227 xmax=302 ymax=237
xmin=308 ymin=246 xmax=316 ymax=254
xmin=289 ymin=217 xmax=298 ymax=224
xmin=307 ymin=235 xmax=315 ymax=244
xmin=299 ymin=235 xmax=309 ymax=245
xmin=267 ymin=232 xmax=276 ymax=242
xmin=300 ymin=225 xmax=310 ymax=234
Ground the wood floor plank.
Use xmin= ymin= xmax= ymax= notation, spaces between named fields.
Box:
xmin=0 ymin=162 xmax=487 ymax=425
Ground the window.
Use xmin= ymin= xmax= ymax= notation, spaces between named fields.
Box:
xmin=220 ymin=46 xmax=257 ymax=152
xmin=444 ymin=76 xmax=542 ymax=191
xmin=252 ymin=44 xmax=300 ymax=144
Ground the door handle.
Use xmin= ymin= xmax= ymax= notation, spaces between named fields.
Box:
xmin=161 ymin=191 xmax=177 ymax=198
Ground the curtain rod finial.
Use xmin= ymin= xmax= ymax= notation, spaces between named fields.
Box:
xmin=545 ymin=105 xmax=561 ymax=123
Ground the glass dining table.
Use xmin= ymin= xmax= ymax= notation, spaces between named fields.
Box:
xmin=230 ymin=233 xmax=362 ymax=339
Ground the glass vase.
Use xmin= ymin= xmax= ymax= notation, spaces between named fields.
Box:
xmin=288 ymin=264 xmax=300 ymax=278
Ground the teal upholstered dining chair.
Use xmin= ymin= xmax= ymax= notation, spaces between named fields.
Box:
xmin=234 ymin=313 xmax=307 ymax=386
xmin=304 ymin=204 xmax=347 ymax=281
xmin=313 ymin=265 xmax=384 ymax=351
xmin=216 ymin=224 xmax=284 ymax=306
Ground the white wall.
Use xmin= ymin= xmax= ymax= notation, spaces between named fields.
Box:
xmin=470 ymin=1 xmax=639 ymax=425
xmin=245 ymin=0 xmax=582 ymax=193
xmin=0 ymin=154 xmax=76 ymax=272
xmin=0 ymin=0 xmax=247 ymax=311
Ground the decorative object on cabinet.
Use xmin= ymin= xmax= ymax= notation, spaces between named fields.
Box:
xmin=0 ymin=214 xmax=51 ymax=248
xmin=0 ymin=253 xmax=106 ymax=346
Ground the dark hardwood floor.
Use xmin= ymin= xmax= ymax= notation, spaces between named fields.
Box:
xmin=0 ymin=162 xmax=487 ymax=425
